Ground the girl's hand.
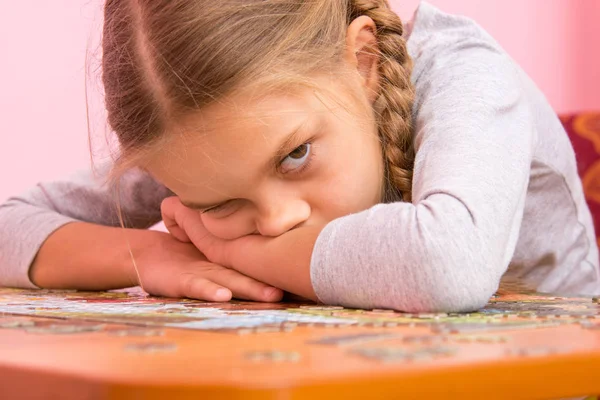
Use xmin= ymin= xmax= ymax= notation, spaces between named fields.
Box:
xmin=161 ymin=196 xmax=235 ymax=265
xmin=161 ymin=196 xmax=319 ymax=300
xmin=133 ymin=230 xmax=283 ymax=302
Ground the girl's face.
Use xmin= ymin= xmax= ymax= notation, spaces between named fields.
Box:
xmin=146 ymin=76 xmax=384 ymax=239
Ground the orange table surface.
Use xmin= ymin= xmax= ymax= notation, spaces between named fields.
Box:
xmin=0 ymin=287 xmax=599 ymax=400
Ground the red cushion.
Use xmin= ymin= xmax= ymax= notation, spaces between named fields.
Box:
xmin=560 ymin=112 xmax=600 ymax=247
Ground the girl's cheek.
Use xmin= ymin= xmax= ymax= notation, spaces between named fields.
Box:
xmin=201 ymin=213 xmax=255 ymax=240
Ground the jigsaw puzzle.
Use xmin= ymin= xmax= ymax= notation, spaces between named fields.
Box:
xmin=1 ymin=287 xmax=599 ymax=334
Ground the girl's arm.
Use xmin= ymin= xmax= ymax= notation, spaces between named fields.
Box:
xmin=29 ymin=222 xmax=157 ymax=290
xmin=308 ymin=40 xmax=534 ymax=312
xmin=0 ymin=162 xmax=170 ymax=288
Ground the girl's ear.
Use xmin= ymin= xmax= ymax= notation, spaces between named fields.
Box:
xmin=344 ymin=16 xmax=380 ymax=104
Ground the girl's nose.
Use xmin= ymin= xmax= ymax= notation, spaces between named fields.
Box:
xmin=255 ymin=199 xmax=311 ymax=237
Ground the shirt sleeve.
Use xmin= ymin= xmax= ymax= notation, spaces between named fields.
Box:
xmin=309 ymin=33 xmax=535 ymax=312
xmin=0 ymin=161 xmax=171 ymax=288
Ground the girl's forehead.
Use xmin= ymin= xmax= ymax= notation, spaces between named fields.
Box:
xmin=145 ymin=96 xmax=320 ymax=192
xmin=190 ymin=90 xmax=320 ymax=124
xmin=175 ymin=99 xmax=313 ymax=148
xmin=176 ymin=75 xmax=356 ymax=131
xmin=145 ymin=78 xmax=360 ymax=184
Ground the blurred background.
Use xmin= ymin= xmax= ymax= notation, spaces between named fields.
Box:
xmin=1 ymin=0 xmax=599 ymax=202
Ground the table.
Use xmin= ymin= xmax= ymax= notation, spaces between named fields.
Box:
xmin=0 ymin=287 xmax=599 ymax=399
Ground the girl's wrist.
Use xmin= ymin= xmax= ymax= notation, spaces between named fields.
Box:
xmin=119 ymin=229 xmax=173 ymax=288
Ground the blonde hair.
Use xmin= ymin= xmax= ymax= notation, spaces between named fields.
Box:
xmin=102 ymin=0 xmax=415 ymax=202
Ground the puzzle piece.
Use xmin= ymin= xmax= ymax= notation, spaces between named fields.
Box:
xmin=432 ymin=321 xmax=562 ymax=334
xmin=505 ymin=346 xmax=563 ymax=357
xmin=309 ymin=332 xmax=402 ymax=347
xmin=245 ymin=351 xmax=301 ymax=363
xmin=25 ymin=324 xmax=106 ymax=335
xmin=0 ymin=319 xmax=35 ymax=329
xmin=351 ymin=346 xmax=458 ymax=363
xmin=124 ymin=342 xmax=178 ymax=353
xmin=451 ymin=335 xmax=510 ymax=344
xmin=108 ymin=329 xmax=165 ymax=337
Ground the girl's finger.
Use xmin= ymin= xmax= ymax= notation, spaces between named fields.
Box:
xmin=163 ymin=219 xmax=192 ymax=243
xmin=205 ymin=267 xmax=283 ymax=302
xmin=161 ymin=197 xmax=191 ymax=242
xmin=177 ymin=273 xmax=232 ymax=302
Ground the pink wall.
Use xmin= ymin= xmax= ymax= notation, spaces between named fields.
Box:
xmin=0 ymin=1 xmax=104 ymax=203
xmin=1 ymin=1 xmax=599 ymax=203
xmin=391 ymin=0 xmax=600 ymax=115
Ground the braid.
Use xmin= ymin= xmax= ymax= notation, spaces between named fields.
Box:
xmin=349 ymin=0 xmax=415 ymax=203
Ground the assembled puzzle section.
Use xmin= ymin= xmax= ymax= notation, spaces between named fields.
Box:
xmin=1 ymin=287 xmax=600 ymax=365
xmin=1 ymin=288 xmax=600 ymax=333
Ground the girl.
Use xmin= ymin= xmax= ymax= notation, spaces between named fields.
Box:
xmin=0 ymin=0 xmax=597 ymax=312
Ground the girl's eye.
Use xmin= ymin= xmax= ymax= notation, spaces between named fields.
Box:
xmin=201 ymin=201 xmax=234 ymax=215
xmin=280 ymin=143 xmax=311 ymax=173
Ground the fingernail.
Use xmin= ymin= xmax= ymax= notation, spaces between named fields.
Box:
xmin=215 ymin=288 xmax=231 ymax=301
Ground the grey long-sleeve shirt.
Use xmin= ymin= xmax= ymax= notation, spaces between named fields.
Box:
xmin=1 ymin=3 xmax=598 ymax=312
